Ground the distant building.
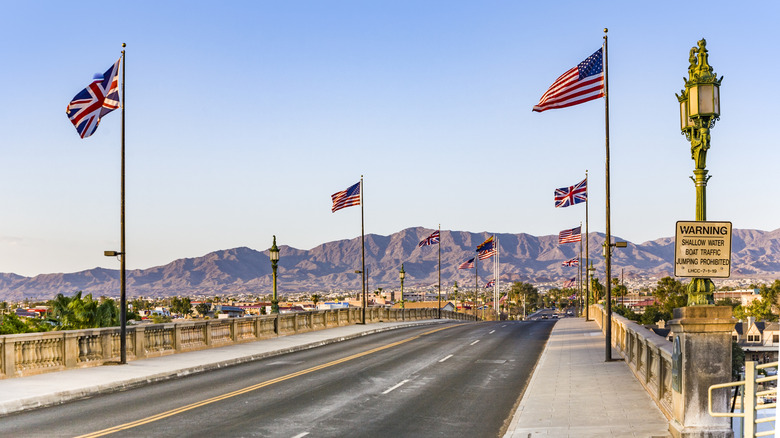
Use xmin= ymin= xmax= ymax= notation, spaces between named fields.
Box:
xmin=732 ymin=317 xmax=778 ymax=363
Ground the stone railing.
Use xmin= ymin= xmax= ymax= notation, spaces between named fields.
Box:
xmin=589 ymin=304 xmax=674 ymax=419
xmin=1 ymin=307 xmax=470 ymax=379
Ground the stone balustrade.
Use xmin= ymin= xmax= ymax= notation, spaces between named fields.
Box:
xmin=1 ymin=308 xmax=470 ymax=380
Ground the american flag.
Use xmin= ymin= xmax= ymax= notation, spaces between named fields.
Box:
xmin=477 ymin=236 xmax=496 ymax=260
xmin=66 ymin=57 xmax=122 ymax=138
xmin=418 ymin=230 xmax=440 ymax=247
xmin=555 ymin=178 xmax=587 ymax=208
xmin=562 ymin=277 xmax=576 ymax=288
xmin=331 ymin=181 xmax=361 ymax=212
xmin=484 ymin=280 xmax=495 ymax=289
xmin=458 ymin=258 xmax=475 ymax=269
xmin=558 ymin=226 xmax=581 ymax=244
xmin=532 ymin=48 xmax=604 ymax=113
xmin=561 ymin=257 xmax=579 ymax=267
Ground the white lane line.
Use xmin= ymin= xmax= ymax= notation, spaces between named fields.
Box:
xmin=439 ymin=354 xmax=454 ymax=363
xmin=501 ymin=325 xmax=507 ymax=328
xmin=382 ymin=379 xmax=410 ymax=395
xmin=489 ymin=330 xmax=496 ymax=334
xmin=470 ymin=340 xmax=480 ymax=346
xmin=291 ymin=433 xmax=310 ymax=438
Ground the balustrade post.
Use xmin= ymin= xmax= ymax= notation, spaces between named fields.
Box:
xmin=2 ymin=337 xmax=15 ymax=377
xmin=667 ymin=306 xmax=734 ymax=438
xmin=63 ymin=332 xmax=79 ymax=368
xmin=100 ymin=330 xmax=113 ymax=362
xmin=173 ymin=323 xmax=183 ymax=352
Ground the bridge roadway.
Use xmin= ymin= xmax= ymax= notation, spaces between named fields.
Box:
xmin=0 ymin=319 xmax=555 ymax=437
xmin=0 ymin=315 xmax=672 ymax=437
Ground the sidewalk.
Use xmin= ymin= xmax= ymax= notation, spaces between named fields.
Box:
xmin=0 ymin=319 xmax=443 ymax=416
xmin=504 ymin=317 xmax=672 ymax=438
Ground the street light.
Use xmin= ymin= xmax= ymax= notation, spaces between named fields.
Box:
xmin=269 ymin=235 xmax=280 ymax=314
xmin=452 ymin=281 xmax=458 ymax=316
xmin=676 ymin=38 xmax=722 ymax=305
xmin=399 ymin=264 xmax=406 ymax=320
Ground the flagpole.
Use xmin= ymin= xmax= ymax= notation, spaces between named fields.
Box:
xmin=437 ymin=224 xmax=441 ymax=319
xmin=495 ymin=235 xmax=499 ymax=315
xmin=579 ymin=222 xmax=583 ymax=317
xmin=360 ymin=176 xmax=366 ymax=324
xmin=585 ymin=170 xmax=590 ymax=321
xmin=474 ymin=252 xmax=478 ymax=322
xmin=119 ymin=43 xmax=127 ymax=365
xmin=603 ymin=28 xmax=614 ymax=362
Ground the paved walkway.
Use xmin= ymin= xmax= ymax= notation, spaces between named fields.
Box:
xmin=504 ymin=317 xmax=671 ymax=438
xmin=0 ymin=317 xmax=672 ymax=437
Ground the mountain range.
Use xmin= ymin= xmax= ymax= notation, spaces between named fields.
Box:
xmin=3 ymin=227 xmax=780 ymax=302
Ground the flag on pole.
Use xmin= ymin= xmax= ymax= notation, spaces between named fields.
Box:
xmin=484 ymin=279 xmax=495 ymax=288
xmin=418 ymin=230 xmax=440 ymax=247
xmin=66 ymin=57 xmax=122 ymax=138
xmin=558 ymin=226 xmax=582 ymax=244
xmin=562 ymin=277 xmax=576 ymax=288
xmin=532 ymin=48 xmax=604 ymax=113
xmin=554 ymin=178 xmax=587 ymax=208
xmin=477 ymin=236 xmax=496 ymax=260
xmin=561 ymin=257 xmax=579 ymax=267
xmin=458 ymin=258 xmax=475 ymax=269
xmin=331 ymin=181 xmax=361 ymax=212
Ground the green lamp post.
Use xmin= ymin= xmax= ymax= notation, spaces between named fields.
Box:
xmin=269 ymin=235 xmax=280 ymax=313
xmin=399 ymin=264 xmax=406 ymax=320
xmin=676 ymin=39 xmax=723 ymax=305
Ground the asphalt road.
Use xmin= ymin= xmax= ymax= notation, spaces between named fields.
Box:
xmin=0 ymin=320 xmax=555 ymax=438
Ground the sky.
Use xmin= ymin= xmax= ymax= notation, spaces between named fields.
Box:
xmin=0 ymin=1 xmax=778 ymax=277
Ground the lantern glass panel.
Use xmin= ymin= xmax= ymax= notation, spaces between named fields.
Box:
xmin=679 ymin=100 xmax=690 ymax=131
xmin=698 ymin=84 xmax=714 ymax=115
xmin=713 ymin=86 xmax=720 ymax=116
xmin=270 ymin=250 xmax=279 ymax=261
xmin=688 ymin=86 xmax=699 ymax=117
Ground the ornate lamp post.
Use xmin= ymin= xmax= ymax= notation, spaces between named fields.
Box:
xmin=676 ymin=39 xmax=722 ymax=305
xmin=269 ymin=235 xmax=280 ymax=313
xmin=399 ymin=264 xmax=406 ymax=320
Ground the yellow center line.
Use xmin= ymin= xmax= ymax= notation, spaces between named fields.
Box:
xmin=76 ymin=324 xmax=461 ymax=438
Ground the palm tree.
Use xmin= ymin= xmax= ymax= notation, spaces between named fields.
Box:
xmin=311 ymin=294 xmax=321 ymax=308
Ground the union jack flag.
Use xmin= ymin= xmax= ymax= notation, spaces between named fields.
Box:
xmin=331 ymin=181 xmax=361 ymax=212
xmin=66 ymin=57 xmax=121 ymax=138
xmin=458 ymin=258 xmax=475 ymax=269
xmin=554 ymin=178 xmax=587 ymax=208
xmin=477 ymin=235 xmax=496 ymax=260
xmin=561 ymin=257 xmax=579 ymax=267
xmin=562 ymin=277 xmax=576 ymax=288
xmin=484 ymin=280 xmax=495 ymax=288
xmin=559 ymin=226 xmax=581 ymax=244
xmin=418 ymin=230 xmax=440 ymax=247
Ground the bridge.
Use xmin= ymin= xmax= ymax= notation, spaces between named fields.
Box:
xmin=0 ymin=308 xmax=769 ymax=437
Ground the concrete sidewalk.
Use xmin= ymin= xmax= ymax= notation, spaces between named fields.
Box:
xmin=0 ymin=319 xmax=444 ymax=416
xmin=504 ymin=317 xmax=671 ymax=438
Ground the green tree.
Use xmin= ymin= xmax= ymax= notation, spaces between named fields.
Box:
xmin=0 ymin=313 xmax=33 ymax=334
xmin=733 ymin=298 xmax=777 ymax=322
xmin=195 ymin=302 xmax=211 ymax=317
xmin=508 ymin=282 xmax=539 ymax=317
xmin=732 ymin=341 xmax=745 ymax=381
xmin=591 ymin=277 xmax=604 ymax=302
xmin=170 ymin=297 xmax=192 ymax=317
xmin=48 ymin=291 xmax=118 ymax=329
xmin=639 ymin=305 xmax=666 ymax=325
xmin=310 ymin=294 xmax=321 ymax=308
xmin=653 ymin=277 xmax=687 ymax=317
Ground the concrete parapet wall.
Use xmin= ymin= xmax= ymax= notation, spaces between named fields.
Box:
xmin=0 ymin=307 xmax=470 ymax=379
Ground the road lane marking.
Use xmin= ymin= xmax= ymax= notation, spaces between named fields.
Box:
xmin=291 ymin=433 xmax=309 ymax=438
xmin=489 ymin=330 xmax=495 ymax=334
xmin=470 ymin=340 xmax=480 ymax=345
xmin=75 ymin=323 xmax=463 ymax=438
xmin=382 ymin=379 xmax=410 ymax=394
xmin=439 ymin=354 xmax=453 ymax=363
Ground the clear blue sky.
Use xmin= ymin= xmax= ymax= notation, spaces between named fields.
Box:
xmin=0 ymin=1 xmax=777 ymax=276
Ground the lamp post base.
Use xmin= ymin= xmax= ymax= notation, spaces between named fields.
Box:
xmin=687 ymin=278 xmax=715 ymax=306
